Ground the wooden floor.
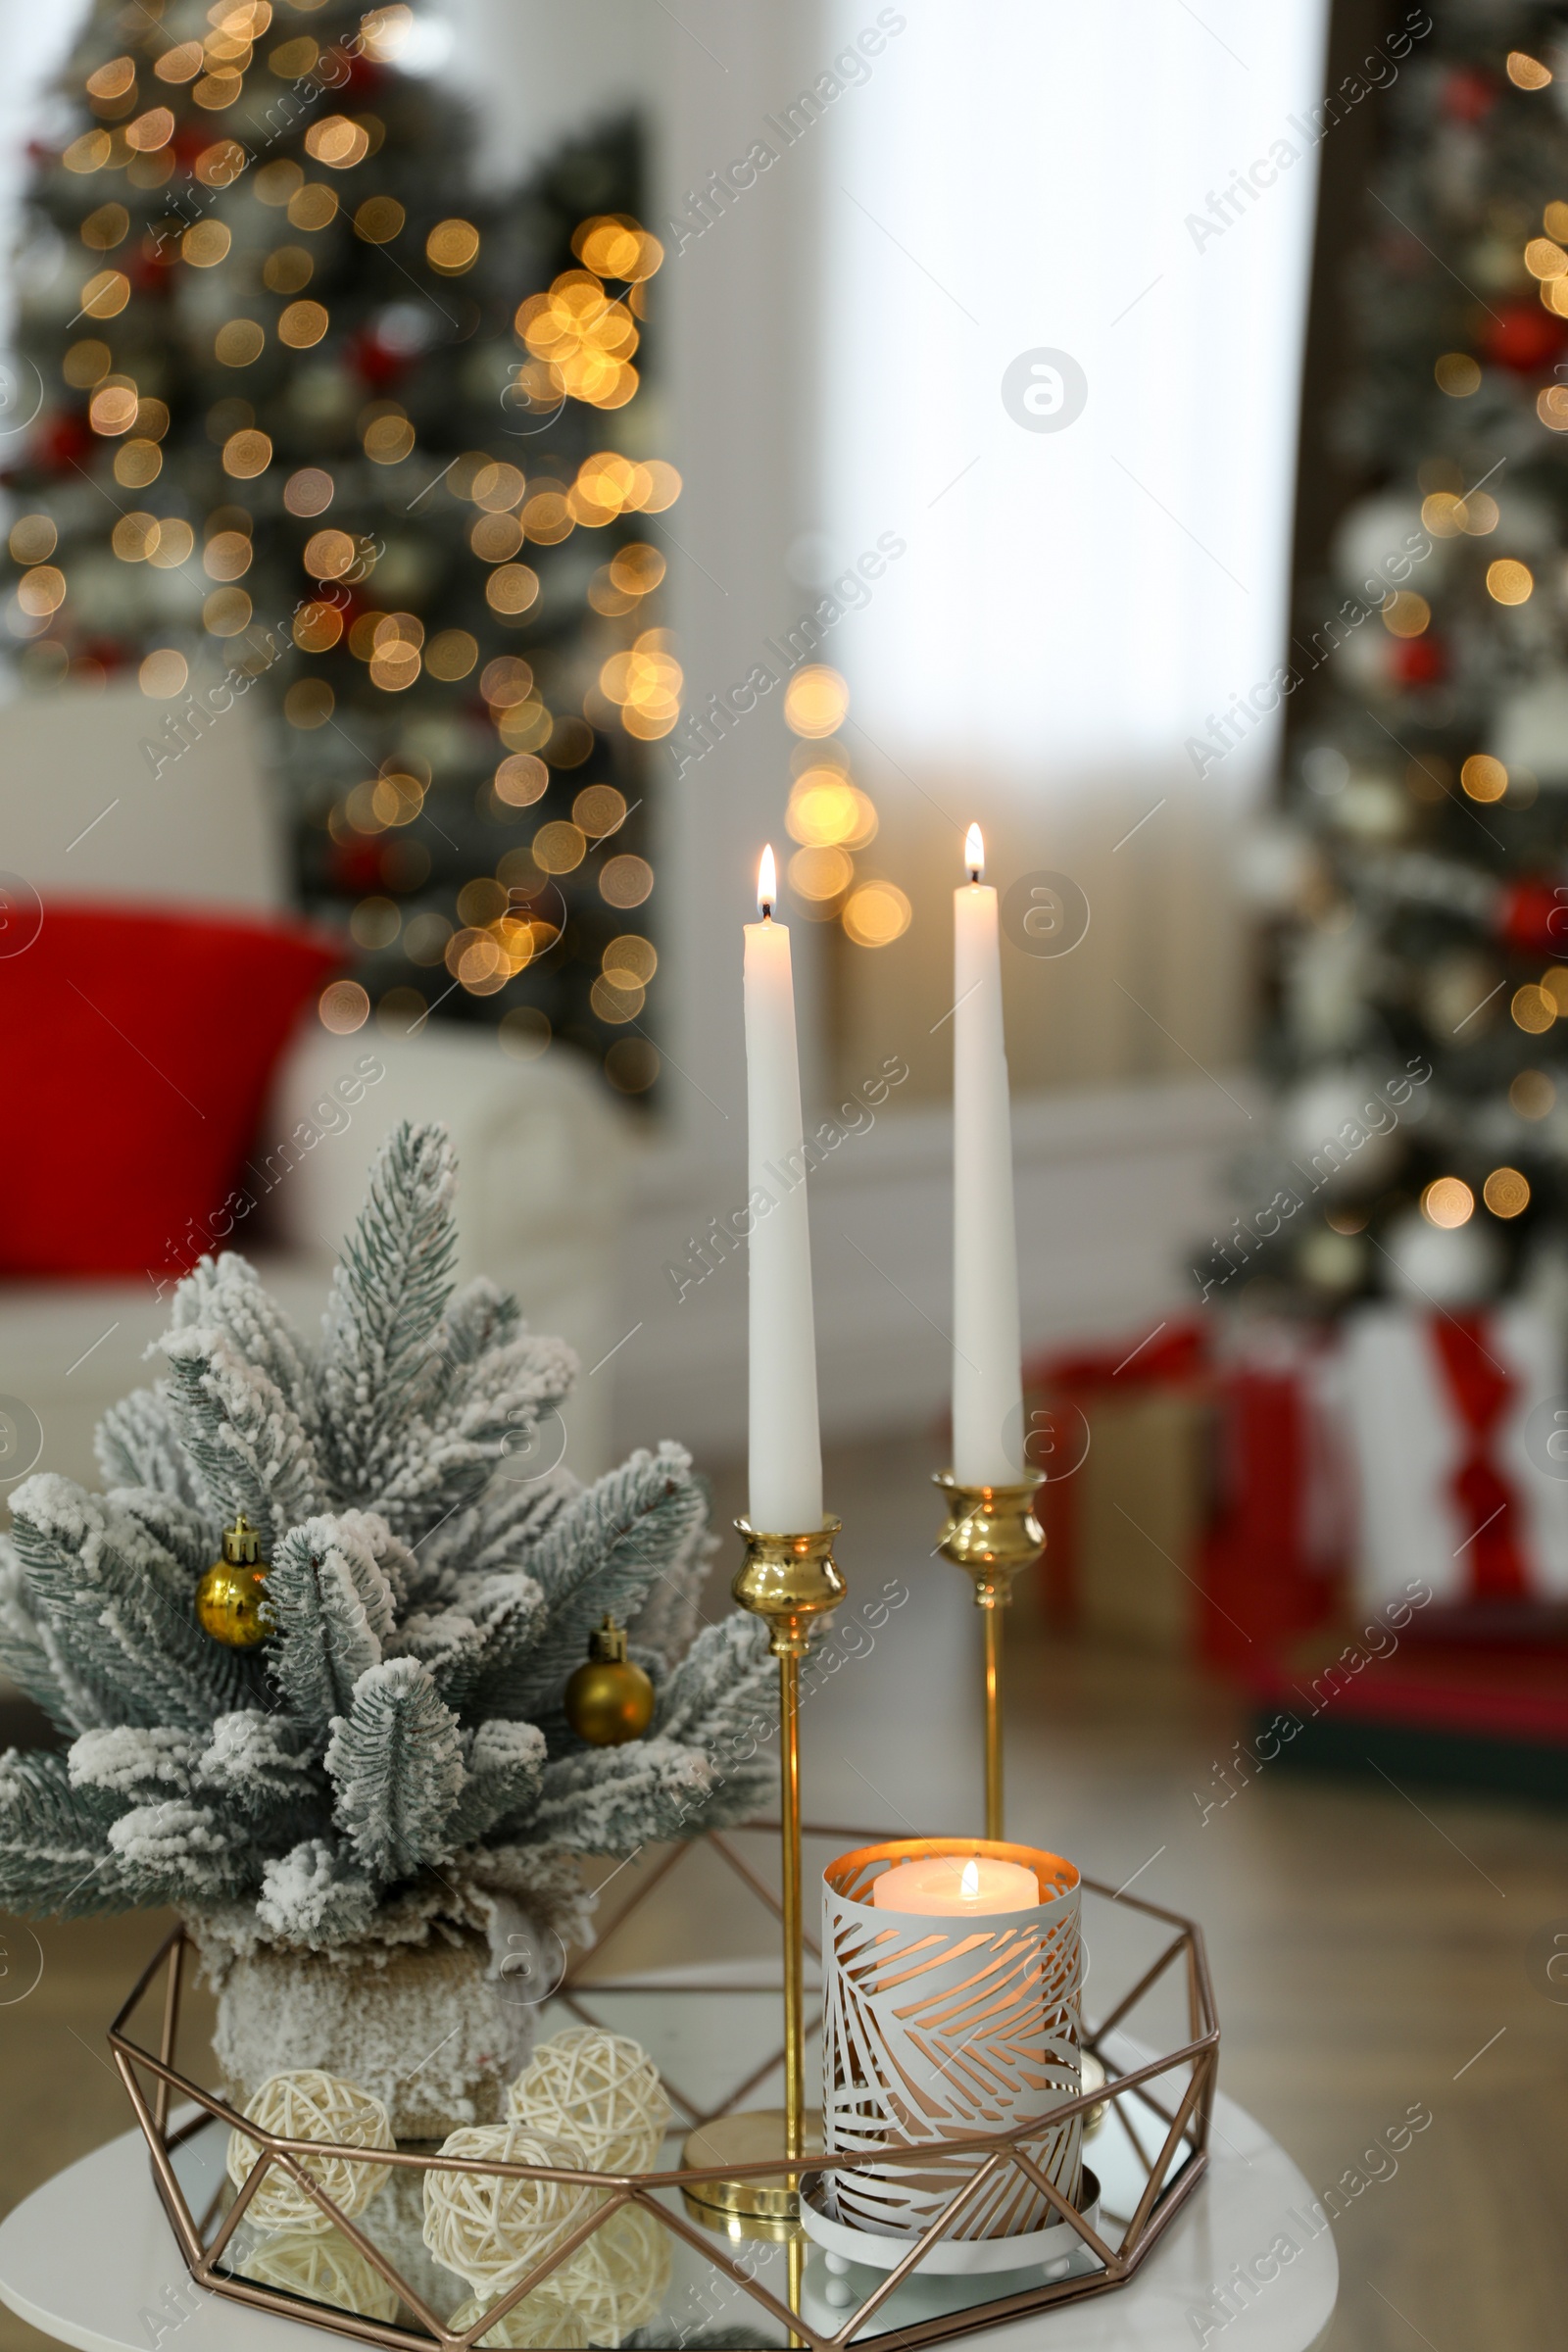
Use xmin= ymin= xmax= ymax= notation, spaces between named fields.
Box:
xmin=2 ymin=1432 xmax=1565 ymax=2350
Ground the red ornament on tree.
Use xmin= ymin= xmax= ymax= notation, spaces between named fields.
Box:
xmin=329 ymin=837 xmax=388 ymax=894
xmin=34 ymin=413 xmax=94 ymax=474
xmin=1441 ymin=65 xmax=1496 ymax=123
xmin=1483 ymin=304 xmax=1565 ymax=372
xmin=1497 ymin=877 xmax=1568 ymax=958
xmin=1390 ymin=633 xmax=1447 ymax=687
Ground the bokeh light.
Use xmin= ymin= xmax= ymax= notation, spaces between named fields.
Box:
xmin=843 ymin=879 xmax=913 ymax=947
xmin=1511 ymin=983 xmax=1555 ymax=1034
xmin=354 ymin=195 xmax=405 ymax=243
xmin=603 ymin=933 xmax=656 ymax=987
xmin=284 ymin=678 xmax=334 ymax=726
xmin=426 ymin=628 xmax=478 ymax=680
xmin=1510 ymin=1070 xmax=1555 ymax=1118
xmin=601 ymin=854 xmax=654 ymax=907
xmin=182 ymin=220 xmax=231 ymax=268
xmin=1483 ymin=1166 xmax=1530 ymax=1217
xmin=280 ymin=301 xmax=329 ymax=349
xmin=1435 ymin=352 xmax=1481 ymax=396
xmin=138 ymin=648 xmax=187 ymax=697
xmin=1381 ymin=592 xmax=1430 ymax=637
xmin=784 ymin=665 xmax=850 ymax=738
xmin=605 ymin=1037 xmax=659 ymax=1092
xmin=788 ymin=846 xmax=854 ymax=902
xmin=1487 ymin=559 xmax=1534 ymax=604
xmin=573 ymin=784 xmax=626 ymax=837
xmin=486 ymin=564 xmax=539 ymax=614
xmin=500 ymin=1006 xmax=552 ymax=1060
xmin=533 ymin=820 xmax=587 ymax=873
xmin=514 ymin=270 xmax=640 ymax=409
xmin=306 ymin=117 xmax=369 ymax=170
xmin=81 ymin=270 xmax=130 ymax=318
xmin=319 ymin=980 xmax=371 ymax=1034
xmin=215 ymin=318 xmax=266 ymax=368
xmin=283 ymin=467 xmax=333 ymax=516
xmin=8 ymin=516 xmax=56 ymax=564
xmin=495 ymin=754 xmax=549 ymax=807
xmin=426 ymin=219 xmax=480 ymax=273
xmin=289 ymin=181 xmax=338 ymax=229
xmin=1420 ymin=1176 xmax=1474 ymax=1228
xmin=1460 ymin=755 xmax=1507 ymax=802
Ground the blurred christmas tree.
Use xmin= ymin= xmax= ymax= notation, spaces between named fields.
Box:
xmin=2 ymin=0 xmax=676 ymax=1098
xmin=1211 ymin=12 xmax=1568 ymax=1311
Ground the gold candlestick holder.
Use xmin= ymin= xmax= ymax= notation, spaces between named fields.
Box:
xmin=680 ymin=1515 xmax=845 ymax=2337
xmin=934 ymin=1472 xmax=1045 ymax=1840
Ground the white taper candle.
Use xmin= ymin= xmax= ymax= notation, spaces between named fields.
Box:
xmin=953 ymin=825 xmax=1024 ymax=1485
xmin=744 ymin=847 xmax=825 ymax=1532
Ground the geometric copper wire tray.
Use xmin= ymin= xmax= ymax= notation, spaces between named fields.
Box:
xmin=107 ymin=1823 xmax=1219 ymax=2349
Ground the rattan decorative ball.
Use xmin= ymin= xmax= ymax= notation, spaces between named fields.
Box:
xmin=241 ymin=2226 xmax=399 ymax=2325
xmin=507 ymin=2027 xmax=670 ymax=2173
xmin=420 ymin=2124 xmax=595 ymax=2292
xmin=556 ymin=2201 xmax=670 ymax=2343
xmin=226 ymin=2070 xmax=395 ymax=2233
xmin=447 ymin=2290 xmax=591 ymax=2349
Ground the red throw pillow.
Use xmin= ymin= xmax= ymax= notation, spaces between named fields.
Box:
xmin=0 ymin=903 xmax=341 ymax=1279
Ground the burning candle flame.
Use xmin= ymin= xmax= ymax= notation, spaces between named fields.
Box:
xmin=964 ymin=823 xmax=985 ymax=881
xmin=960 ymin=1857 xmax=980 ymax=1899
xmin=758 ymin=844 xmax=776 ymax=917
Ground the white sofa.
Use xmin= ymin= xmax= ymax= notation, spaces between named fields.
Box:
xmin=0 ymin=686 xmax=628 ymax=1501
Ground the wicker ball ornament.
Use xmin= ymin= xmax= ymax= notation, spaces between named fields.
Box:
xmin=563 ymin=1614 xmax=654 ymax=1745
xmin=226 ymin=2070 xmax=395 ymax=2233
xmin=556 ymin=2201 xmax=670 ymax=2343
xmin=447 ymin=2290 xmax=591 ymax=2349
xmin=421 ymin=2124 xmax=595 ymax=2292
xmin=508 ymin=2027 xmax=670 ymax=2173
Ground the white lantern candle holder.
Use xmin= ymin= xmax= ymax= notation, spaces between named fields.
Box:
xmin=820 ymin=1838 xmax=1084 ymax=2244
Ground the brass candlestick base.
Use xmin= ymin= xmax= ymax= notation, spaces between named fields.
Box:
xmin=680 ymin=2107 xmax=826 ymax=2240
xmin=934 ymin=1472 xmax=1045 ymax=1840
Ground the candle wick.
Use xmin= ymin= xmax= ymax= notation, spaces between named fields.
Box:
xmin=760 ymin=904 xmax=773 ymax=922
xmin=967 ymin=869 xmax=981 ymax=886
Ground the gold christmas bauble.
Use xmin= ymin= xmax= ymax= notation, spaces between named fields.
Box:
xmin=563 ymin=1615 xmax=654 ymax=1745
xmin=195 ymin=1514 xmax=273 ymax=1648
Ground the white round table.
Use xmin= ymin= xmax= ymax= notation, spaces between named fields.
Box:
xmin=0 ymin=2074 xmax=1336 ymax=2351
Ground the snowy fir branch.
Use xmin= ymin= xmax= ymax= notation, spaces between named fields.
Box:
xmin=94 ymin=1387 xmax=199 ymax=1506
xmin=0 ymin=1121 xmax=769 ymax=1953
xmin=325 ymin=1659 xmax=466 ymax=1881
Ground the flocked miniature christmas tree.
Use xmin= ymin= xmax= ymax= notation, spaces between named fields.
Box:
xmin=0 ymin=1120 xmax=773 ymax=1969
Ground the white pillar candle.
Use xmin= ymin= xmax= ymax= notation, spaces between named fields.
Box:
xmin=872 ymin=1851 xmax=1040 ymax=1915
xmin=953 ymin=825 xmax=1025 ymax=1486
xmin=744 ymin=846 xmax=824 ymax=1533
